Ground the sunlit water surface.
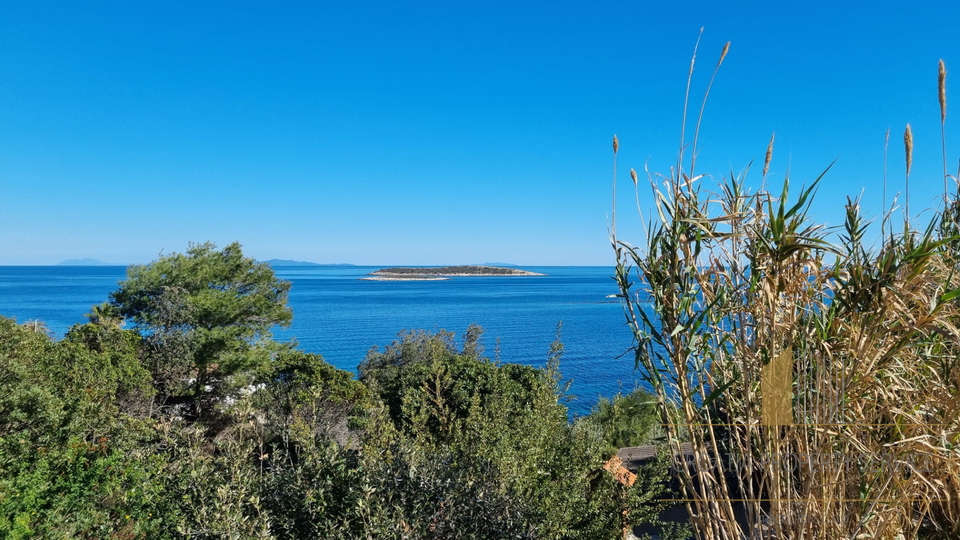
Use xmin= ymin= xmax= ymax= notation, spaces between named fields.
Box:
xmin=0 ymin=265 xmax=649 ymax=416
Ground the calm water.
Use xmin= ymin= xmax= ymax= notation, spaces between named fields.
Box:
xmin=0 ymin=265 xmax=647 ymax=416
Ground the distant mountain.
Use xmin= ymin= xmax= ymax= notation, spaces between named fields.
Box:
xmin=263 ymin=259 xmax=356 ymax=267
xmin=57 ymin=258 xmax=111 ymax=266
xmin=263 ymin=259 xmax=321 ymax=266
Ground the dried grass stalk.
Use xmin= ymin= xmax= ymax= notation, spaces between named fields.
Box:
xmin=940 ymin=60 xmax=949 ymax=202
xmin=905 ymin=123 xmax=914 ymax=219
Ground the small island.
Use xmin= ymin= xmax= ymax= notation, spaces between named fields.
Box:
xmin=361 ymin=265 xmax=545 ymax=281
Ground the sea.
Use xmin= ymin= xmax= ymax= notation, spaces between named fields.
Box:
xmin=0 ymin=265 xmax=649 ymax=417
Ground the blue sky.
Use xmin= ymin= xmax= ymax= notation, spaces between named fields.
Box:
xmin=1 ymin=1 xmax=958 ymax=265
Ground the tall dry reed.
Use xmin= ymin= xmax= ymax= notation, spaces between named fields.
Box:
xmin=940 ymin=59 xmax=948 ymax=202
xmin=612 ymin=42 xmax=960 ymax=540
xmin=905 ymin=123 xmax=914 ymax=222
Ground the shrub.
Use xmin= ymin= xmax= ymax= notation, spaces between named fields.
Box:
xmin=0 ymin=317 xmax=169 ymax=539
xmin=580 ymin=387 xmax=665 ymax=454
xmin=360 ymin=326 xmax=687 ymax=539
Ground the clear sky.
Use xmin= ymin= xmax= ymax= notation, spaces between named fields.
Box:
xmin=1 ymin=1 xmax=958 ymax=265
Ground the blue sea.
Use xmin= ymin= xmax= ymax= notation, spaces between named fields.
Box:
xmin=0 ymin=265 xmax=647 ymax=416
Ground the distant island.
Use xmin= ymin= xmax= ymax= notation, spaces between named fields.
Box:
xmin=262 ymin=259 xmax=356 ymax=267
xmin=362 ymin=265 xmax=544 ymax=281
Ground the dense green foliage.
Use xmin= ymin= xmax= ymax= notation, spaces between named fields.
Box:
xmin=578 ymin=388 xmax=666 ymax=454
xmin=360 ymin=327 xmax=681 ymax=539
xmin=110 ymin=241 xmax=293 ymax=410
xmin=0 ymin=318 xmax=165 ymax=538
xmin=0 ymin=242 xmax=684 ymax=539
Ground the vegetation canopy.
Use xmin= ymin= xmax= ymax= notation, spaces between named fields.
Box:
xmin=1 ymin=243 xmax=683 ymax=539
xmin=110 ymin=241 xmax=292 ymax=408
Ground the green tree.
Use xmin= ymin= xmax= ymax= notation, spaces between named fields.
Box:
xmin=110 ymin=241 xmax=292 ymax=413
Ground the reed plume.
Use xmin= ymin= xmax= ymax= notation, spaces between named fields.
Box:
xmin=762 ymin=132 xmax=775 ymax=180
xmin=905 ymin=123 xmax=913 ymax=175
xmin=905 ymin=123 xmax=913 ymax=219
xmin=940 ymin=60 xmax=949 ymax=202
xmin=940 ymin=60 xmax=947 ymax=122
